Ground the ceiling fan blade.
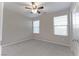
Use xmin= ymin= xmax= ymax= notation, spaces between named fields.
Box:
xmin=37 ymin=10 xmax=40 ymax=14
xmin=38 ymin=6 xmax=44 ymax=9
xmin=25 ymin=7 xmax=31 ymax=9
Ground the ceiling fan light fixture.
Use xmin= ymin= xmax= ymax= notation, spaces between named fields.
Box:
xmin=25 ymin=2 xmax=44 ymax=14
xmin=32 ymin=9 xmax=37 ymax=14
xmin=32 ymin=4 xmax=36 ymax=9
xmin=31 ymin=2 xmax=38 ymax=14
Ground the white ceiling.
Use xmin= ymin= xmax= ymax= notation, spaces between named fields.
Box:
xmin=4 ymin=2 xmax=72 ymax=17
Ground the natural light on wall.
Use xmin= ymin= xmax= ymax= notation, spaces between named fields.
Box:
xmin=73 ymin=12 xmax=79 ymax=39
xmin=54 ymin=15 xmax=68 ymax=36
xmin=33 ymin=20 xmax=40 ymax=33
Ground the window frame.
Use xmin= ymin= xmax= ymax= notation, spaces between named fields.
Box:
xmin=33 ymin=20 xmax=40 ymax=34
xmin=53 ymin=15 xmax=68 ymax=36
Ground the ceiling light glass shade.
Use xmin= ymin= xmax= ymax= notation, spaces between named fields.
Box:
xmin=32 ymin=9 xmax=37 ymax=14
xmin=32 ymin=4 xmax=36 ymax=8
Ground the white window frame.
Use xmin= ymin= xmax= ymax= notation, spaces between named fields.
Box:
xmin=33 ymin=20 xmax=40 ymax=34
xmin=54 ymin=15 xmax=68 ymax=36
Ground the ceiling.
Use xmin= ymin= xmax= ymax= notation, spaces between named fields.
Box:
xmin=4 ymin=2 xmax=73 ymax=17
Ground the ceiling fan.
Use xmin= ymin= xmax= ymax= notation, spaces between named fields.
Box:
xmin=25 ymin=2 xmax=44 ymax=14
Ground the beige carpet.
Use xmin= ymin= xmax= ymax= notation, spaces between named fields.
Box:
xmin=2 ymin=39 xmax=73 ymax=56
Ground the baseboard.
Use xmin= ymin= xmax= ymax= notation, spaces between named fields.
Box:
xmin=2 ymin=36 xmax=70 ymax=47
xmin=2 ymin=36 xmax=32 ymax=47
xmin=34 ymin=38 xmax=70 ymax=47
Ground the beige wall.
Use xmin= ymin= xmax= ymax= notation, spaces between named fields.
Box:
xmin=2 ymin=7 xmax=32 ymax=45
xmin=0 ymin=2 xmax=3 ymax=42
xmin=33 ymin=10 xmax=71 ymax=46
xmin=1 ymin=2 xmax=72 ymax=47
xmin=0 ymin=2 xmax=4 ymax=56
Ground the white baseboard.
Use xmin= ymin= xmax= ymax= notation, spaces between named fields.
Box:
xmin=34 ymin=38 xmax=70 ymax=47
xmin=2 ymin=36 xmax=32 ymax=47
xmin=2 ymin=36 xmax=70 ymax=47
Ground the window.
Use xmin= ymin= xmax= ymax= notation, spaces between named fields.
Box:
xmin=33 ymin=20 xmax=40 ymax=33
xmin=54 ymin=15 xmax=68 ymax=36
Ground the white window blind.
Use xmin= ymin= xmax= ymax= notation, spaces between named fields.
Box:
xmin=33 ymin=20 xmax=40 ymax=33
xmin=54 ymin=15 xmax=68 ymax=36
